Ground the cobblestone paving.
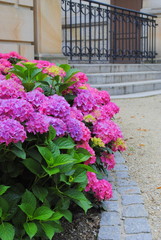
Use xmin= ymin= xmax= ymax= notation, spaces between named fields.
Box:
xmin=98 ymin=152 xmax=152 ymax=240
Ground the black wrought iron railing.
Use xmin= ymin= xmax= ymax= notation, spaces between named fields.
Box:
xmin=61 ymin=0 xmax=157 ymax=63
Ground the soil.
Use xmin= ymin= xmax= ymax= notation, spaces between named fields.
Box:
xmin=54 ymin=207 xmax=101 ymax=240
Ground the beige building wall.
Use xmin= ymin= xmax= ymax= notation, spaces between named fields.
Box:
xmin=0 ymin=0 xmax=34 ymax=60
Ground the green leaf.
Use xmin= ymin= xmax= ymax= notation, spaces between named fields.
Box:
xmin=64 ymin=68 xmax=79 ymax=82
xmin=22 ymin=158 xmax=43 ymax=177
xmin=48 ymin=126 xmax=56 ymax=141
xmin=47 ymin=141 xmax=60 ymax=158
xmin=31 ymin=68 xmax=42 ymax=79
xmin=11 ymin=147 xmax=26 ymax=159
xmin=59 ymin=64 xmax=71 ymax=72
xmin=60 ymin=209 xmax=72 ymax=223
xmin=33 ymin=206 xmax=54 ymax=220
xmin=52 ymin=154 xmax=74 ymax=167
xmin=59 ymin=81 xmax=76 ymax=93
xmin=0 ymin=185 xmax=10 ymax=196
xmin=64 ymin=189 xmax=88 ymax=201
xmin=54 ymin=137 xmax=75 ymax=149
xmin=21 ymin=190 xmax=37 ymax=215
xmin=32 ymin=185 xmax=48 ymax=203
xmin=0 ymin=223 xmax=15 ymax=240
xmin=48 ymin=211 xmax=63 ymax=221
xmin=42 ymin=166 xmax=60 ymax=176
xmin=23 ymin=222 xmax=37 ymax=239
xmin=74 ymin=164 xmax=98 ymax=174
xmin=74 ymin=199 xmax=92 ymax=213
xmin=0 ymin=208 xmax=2 ymax=218
xmin=19 ymin=203 xmax=34 ymax=218
xmin=0 ymin=197 xmax=9 ymax=216
xmin=23 ymin=82 xmax=35 ymax=91
xmin=37 ymin=146 xmax=54 ymax=166
xmin=73 ymin=170 xmax=87 ymax=183
xmin=41 ymin=223 xmax=56 ymax=240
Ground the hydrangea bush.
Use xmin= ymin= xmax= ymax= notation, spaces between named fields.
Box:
xmin=0 ymin=52 xmax=126 ymax=240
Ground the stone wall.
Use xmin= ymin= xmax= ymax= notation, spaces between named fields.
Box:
xmin=0 ymin=0 xmax=34 ymax=60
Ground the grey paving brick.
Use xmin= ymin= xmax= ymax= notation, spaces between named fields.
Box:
xmin=114 ymin=164 xmax=128 ymax=171
xmin=114 ymin=152 xmax=125 ymax=163
xmin=125 ymin=233 xmax=152 ymax=240
xmin=124 ymin=218 xmax=151 ymax=234
xmin=122 ymin=195 xmax=144 ymax=205
xmin=117 ymin=186 xmax=141 ymax=195
xmin=116 ymin=171 xmax=130 ymax=179
xmin=98 ymin=226 xmax=121 ymax=240
xmin=102 ymin=201 xmax=119 ymax=212
xmin=110 ymin=190 xmax=119 ymax=201
xmin=117 ymin=179 xmax=137 ymax=187
xmin=100 ymin=212 xmax=120 ymax=226
xmin=123 ymin=204 xmax=148 ymax=217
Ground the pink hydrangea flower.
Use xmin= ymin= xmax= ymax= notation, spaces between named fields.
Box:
xmin=0 ymin=79 xmax=25 ymax=99
xmin=77 ymin=142 xmax=96 ymax=165
xmin=25 ymin=112 xmax=49 ymax=134
xmin=66 ymin=118 xmax=83 ymax=141
xmin=98 ymin=102 xmax=120 ymax=120
xmin=0 ymin=118 xmax=26 ymax=145
xmin=40 ymin=95 xmax=70 ymax=119
xmin=93 ymin=119 xmax=123 ymax=144
xmin=73 ymin=91 xmax=96 ymax=114
xmin=0 ymin=99 xmax=34 ymax=122
xmin=46 ymin=116 xmax=67 ymax=136
xmin=100 ymin=153 xmax=116 ymax=170
xmin=85 ymin=172 xmax=113 ymax=201
xmin=25 ymin=89 xmax=47 ymax=111
xmin=70 ymin=106 xmax=83 ymax=121
xmin=111 ymin=138 xmax=126 ymax=152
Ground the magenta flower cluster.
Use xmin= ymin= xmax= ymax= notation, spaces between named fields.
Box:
xmin=0 ymin=52 xmax=126 ymax=201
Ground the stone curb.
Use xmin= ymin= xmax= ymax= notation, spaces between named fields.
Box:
xmin=97 ymin=152 xmax=152 ymax=240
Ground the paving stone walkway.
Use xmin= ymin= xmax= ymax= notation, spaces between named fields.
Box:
xmin=98 ymin=152 xmax=152 ymax=240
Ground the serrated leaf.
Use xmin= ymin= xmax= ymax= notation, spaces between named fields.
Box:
xmin=31 ymin=68 xmax=42 ymax=79
xmin=60 ymin=209 xmax=72 ymax=223
xmin=52 ymin=154 xmax=74 ymax=167
xmin=21 ymin=190 xmax=36 ymax=215
xmin=41 ymin=223 xmax=56 ymax=240
xmin=59 ymin=64 xmax=71 ymax=72
xmin=0 ymin=185 xmax=10 ymax=196
xmin=23 ymin=222 xmax=37 ymax=239
xmin=64 ymin=189 xmax=88 ymax=201
xmin=47 ymin=141 xmax=60 ymax=158
xmin=48 ymin=126 xmax=56 ymax=141
xmin=32 ymin=185 xmax=48 ymax=202
xmin=11 ymin=147 xmax=26 ymax=159
xmin=33 ymin=206 xmax=54 ymax=220
xmin=74 ymin=199 xmax=92 ymax=213
xmin=48 ymin=211 xmax=63 ymax=221
xmin=64 ymin=68 xmax=79 ymax=81
xmin=42 ymin=166 xmax=60 ymax=176
xmin=74 ymin=164 xmax=98 ymax=174
xmin=22 ymin=158 xmax=43 ymax=177
xmin=54 ymin=137 xmax=75 ymax=149
xmin=37 ymin=146 xmax=54 ymax=166
xmin=0 ymin=197 xmax=9 ymax=216
xmin=73 ymin=170 xmax=87 ymax=183
xmin=19 ymin=203 xmax=34 ymax=218
xmin=59 ymin=81 xmax=76 ymax=93
xmin=0 ymin=223 xmax=15 ymax=240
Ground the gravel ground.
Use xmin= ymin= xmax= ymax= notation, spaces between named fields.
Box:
xmin=113 ymin=95 xmax=161 ymax=240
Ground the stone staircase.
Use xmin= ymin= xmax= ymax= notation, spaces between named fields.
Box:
xmin=71 ymin=64 xmax=161 ymax=98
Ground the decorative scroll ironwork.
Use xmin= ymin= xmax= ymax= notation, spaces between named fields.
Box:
xmin=62 ymin=0 xmax=157 ymax=63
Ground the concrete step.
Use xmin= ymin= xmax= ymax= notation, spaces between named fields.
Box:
xmin=72 ymin=64 xmax=161 ymax=73
xmin=111 ymin=89 xmax=161 ymax=99
xmin=86 ymin=71 xmax=161 ymax=84
xmin=91 ymin=79 xmax=161 ymax=95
